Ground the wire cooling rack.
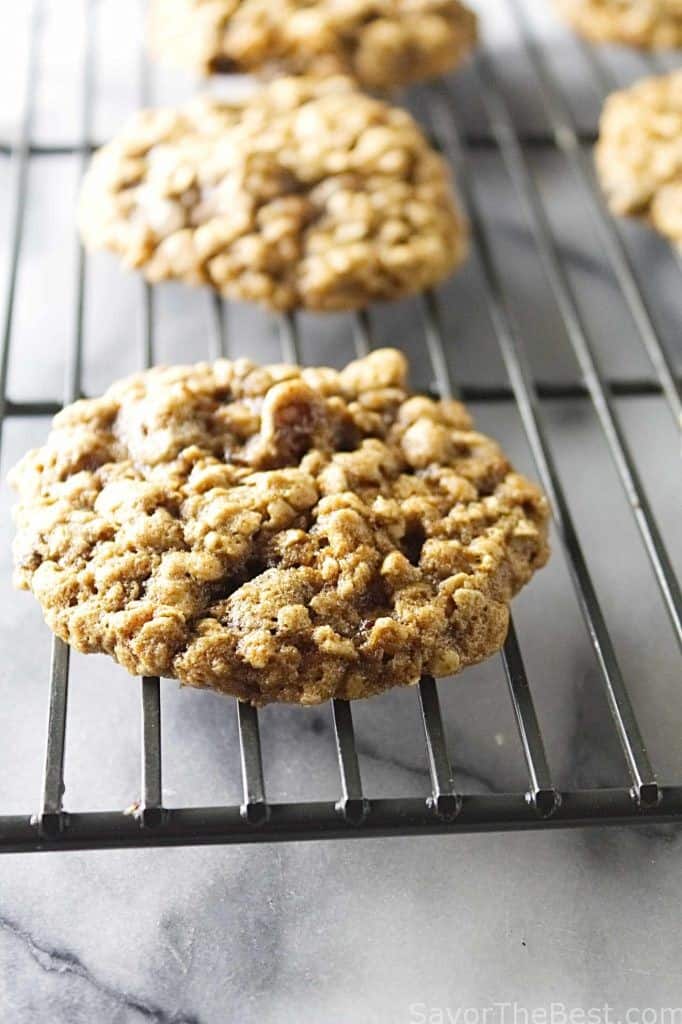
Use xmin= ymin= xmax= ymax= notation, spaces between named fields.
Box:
xmin=0 ymin=0 xmax=680 ymax=852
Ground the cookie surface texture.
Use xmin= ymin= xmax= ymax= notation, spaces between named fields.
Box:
xmin=149 ymin=0 xmax=477 ymax=88
xmin=10 ymin=349 xmax=550 ymax=706
xmin=78 ymin=77 xmax=468 ymax=312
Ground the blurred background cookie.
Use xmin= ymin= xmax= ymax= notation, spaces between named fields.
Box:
xmin=149 ymin=0 xmax=477 ymax=89
xmin=78 ymin=76 xmax=468 ymax=312
xmin=596 ymin=70 xmax=682 ymax=248
xmin=555 ymin=0 xmax=682 ymax=48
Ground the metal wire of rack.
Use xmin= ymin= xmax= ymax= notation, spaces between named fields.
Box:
xmin=0 ymin=0 xmax=680 ymax=852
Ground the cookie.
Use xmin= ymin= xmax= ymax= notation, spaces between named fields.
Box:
xmin=596 ymin=71 xmax=682 ymax=248
xmin=78 ymin=76 xmax=468 ymax=312
xmin=149 ymin=0 xmax=477 ymax=90
xmin=10 ymin=349 xmax=549 ymax=706
xmin=555 ymin=0 xmax=682 ymax=48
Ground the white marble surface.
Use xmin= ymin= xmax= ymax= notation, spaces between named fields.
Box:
xmin=0 ymin=1 xmax=681 ymax=1020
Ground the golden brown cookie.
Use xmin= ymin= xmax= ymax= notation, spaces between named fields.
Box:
xmin=596 ymin=71 xmax=682 ymax=248
xmin=149 ymin=0 xmax=477 ymax=90
xmin=10 ymin=349 xmax=549 ymax=706
xmin=78 ymin=76 xmax=468 ymax=312
xmin=555 ymin=0 xmax=682 ymax=48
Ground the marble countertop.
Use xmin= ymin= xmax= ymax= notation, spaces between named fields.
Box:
xmin=0 ymin=1 xmax=681 ymax=1020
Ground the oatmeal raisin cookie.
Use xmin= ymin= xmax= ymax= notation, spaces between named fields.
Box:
xmin=78 ymin=76 xmax=468 ymax=312
xmin=596 ymin=71 xmax=682 ymax=248
xmin=10 ymin=349 xmax=549 ymax=706
xmin=555 ymin=0 xmax=682 ymax=48
xmin=149 ymin=0 xmax=477 ymax=89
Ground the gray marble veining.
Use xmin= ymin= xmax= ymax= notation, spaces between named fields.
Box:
xmin=0 ymin=0 xmax=681 ymax=1020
